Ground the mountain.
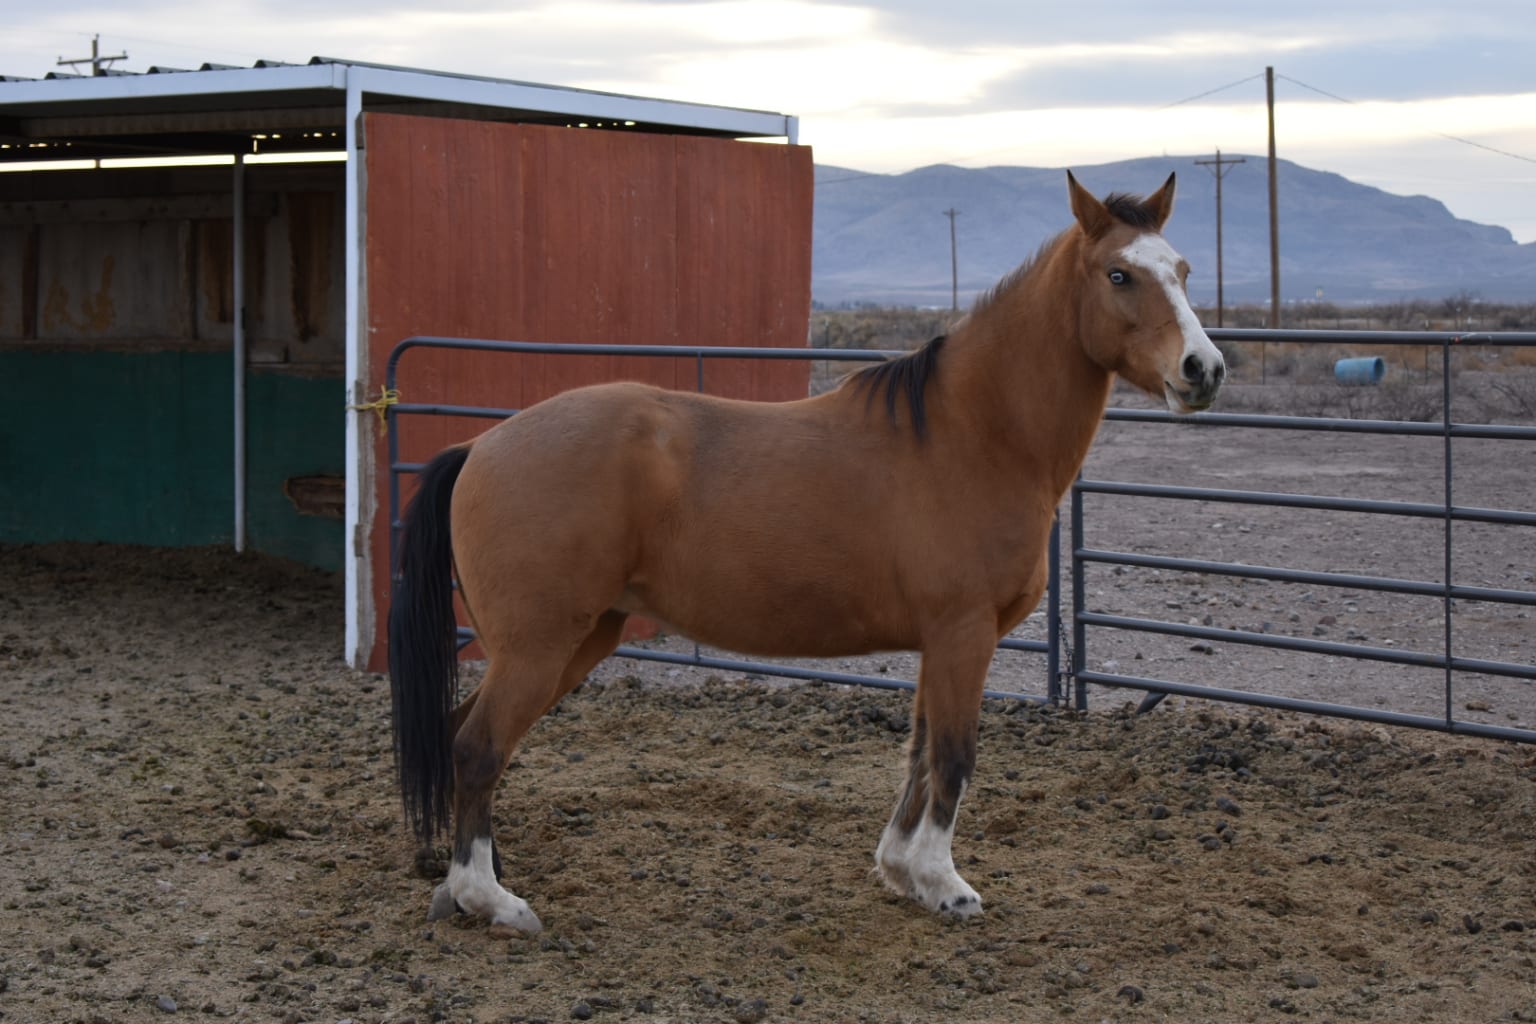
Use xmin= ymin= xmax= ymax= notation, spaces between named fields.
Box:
xmin=812 ymin=156 xmax=1536 ymax=307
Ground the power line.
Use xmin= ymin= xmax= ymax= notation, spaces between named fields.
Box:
xmin=1158 ymin=72 xmax=1266 ymax=110
xmin=820 ymin=72 xmax=1275 ymax=183
xmin=56 ymin=34 xmax=126 ymax=76
xmin=85 ymin=30 xmax=270 ymax=62
xmin=812 ymin=70 xmax=1536 ymax=188
xmin=1273 ymin=74 xmax=1353 ymax=105
xmin=1430 ymin=133 xmax=1536 ymax=167
xmin=1277 ymin=72 xmax=1536 ymax=167
xmin=818 ymin=169 xmax=887 ymax=187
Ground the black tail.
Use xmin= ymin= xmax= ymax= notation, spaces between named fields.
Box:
xmin=388 ymin=443 xmax=472 ymax=847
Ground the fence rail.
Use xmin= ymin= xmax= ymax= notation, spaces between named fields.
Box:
xmin=385 ymin=329 xmax=1536 ymax=744
xmin=1073 ymin=327 xmax=1536 ymax=743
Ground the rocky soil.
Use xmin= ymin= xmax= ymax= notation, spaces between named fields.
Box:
xmin=2 ymin=539 xmax=1534 ymax=1023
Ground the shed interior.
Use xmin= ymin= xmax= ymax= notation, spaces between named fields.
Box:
xmin=0 ymin=58 xmax=811 ymax=666
xmin=1 ymin=160 xmax=345 ymax=565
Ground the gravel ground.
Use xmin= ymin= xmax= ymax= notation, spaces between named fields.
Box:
xmin=2 ymin=381 xmax=1534 ymax=1023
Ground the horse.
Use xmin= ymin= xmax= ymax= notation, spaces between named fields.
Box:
xmin=388 ymin=171 xmax=1225 ymax=934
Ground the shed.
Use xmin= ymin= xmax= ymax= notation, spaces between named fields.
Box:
xmin=0 ymin=57 xmax=814 ymax=670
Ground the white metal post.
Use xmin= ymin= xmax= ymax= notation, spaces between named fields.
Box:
xmin=342 ymin=71 xmax=367 ymax=666
xmin=232 ymin=154 xmax=247 ymax=552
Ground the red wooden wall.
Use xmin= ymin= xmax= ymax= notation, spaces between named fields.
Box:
xmin=362 ymin=113 xmax=815 ymax=669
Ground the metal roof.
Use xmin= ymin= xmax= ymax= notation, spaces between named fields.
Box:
xmin=0 ymin=56 xmax=798 ymax=163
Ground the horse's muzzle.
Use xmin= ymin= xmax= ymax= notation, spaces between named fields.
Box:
xmin=1166 ymin=354 xmax=1226 ymax=413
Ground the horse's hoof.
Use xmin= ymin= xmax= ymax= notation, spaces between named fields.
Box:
xmin=938 ymin=892 xmax=984 ymax=919
xmin=427 ymin=882 xmax=459 ymax=921
xmin=491 ymin=901 xmax=543 ymax=936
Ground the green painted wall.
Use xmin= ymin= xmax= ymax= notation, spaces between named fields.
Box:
xmin=0 ymin=351 xmax=343 ymax=570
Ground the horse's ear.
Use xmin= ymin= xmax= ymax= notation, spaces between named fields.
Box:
xmin=1145 ymin=172 xmax=1176 ymax=229
xmin=1067 ymin=170 xmax=1114 ymax=240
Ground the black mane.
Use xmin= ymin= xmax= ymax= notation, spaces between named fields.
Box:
xmin=1102 ymin=192 xmax=1160 ymax=228
xmin=847 ymin=334 xmax=947 ymax=440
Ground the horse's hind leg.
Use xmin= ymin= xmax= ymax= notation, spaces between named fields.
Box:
xmin=546 ymin=609 xmax=628 ymax=714
xmin=437 ymin=655 xmax=555 ymax=933
xmin=415 ymin=686 xmax=501 ymax=893
xmin=436 ymin=611 xmax=629 ymax=932
xmin=875 ymin=627 xmax=993 ymax=917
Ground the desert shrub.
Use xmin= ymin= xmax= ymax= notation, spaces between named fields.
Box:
xmin=1487 ymin=370 xmax=1536 ymax=421
xmin=811 ymin=308 xmax=958 ymax=352
xmin=1369 ymin=378 xmax=1444 ymax=422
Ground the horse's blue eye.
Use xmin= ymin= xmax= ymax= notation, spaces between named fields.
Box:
xmin=1108 ymin=269 xmax=1129 ymax=286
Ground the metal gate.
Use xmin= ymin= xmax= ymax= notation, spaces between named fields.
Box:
xmin=1072 ymin=327 xmax=1536 ymax=744
xmin=385 ymin=330 xmax=1535 ymax=744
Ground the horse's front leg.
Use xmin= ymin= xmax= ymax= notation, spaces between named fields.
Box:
xmin=875 ymin=626 xmax=994 ymax=917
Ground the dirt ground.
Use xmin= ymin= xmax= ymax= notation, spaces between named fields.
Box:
xmin=3 ymin=397 xmax=1535 ymax=1023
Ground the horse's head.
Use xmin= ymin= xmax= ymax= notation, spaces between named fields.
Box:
xmin=1066 ymin=171 xmax=1225 ymax=413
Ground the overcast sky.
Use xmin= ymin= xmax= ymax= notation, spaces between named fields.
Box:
xmin=7 ymin=1 xmax=1536 ymax=242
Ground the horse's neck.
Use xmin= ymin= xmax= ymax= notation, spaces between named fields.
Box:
xmin=938 ymin=245 xmax=1113 ymax=498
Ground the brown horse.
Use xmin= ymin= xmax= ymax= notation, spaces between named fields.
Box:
xmin=388 ymin=171 xmax=1224 ymax=933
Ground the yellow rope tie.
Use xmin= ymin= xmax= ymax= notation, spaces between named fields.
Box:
xmin=349 ymin=387 xmax=400 ymax=434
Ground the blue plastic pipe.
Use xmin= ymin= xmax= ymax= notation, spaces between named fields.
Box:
xmin=1335 ymin=356 xmax=1385 ymax=385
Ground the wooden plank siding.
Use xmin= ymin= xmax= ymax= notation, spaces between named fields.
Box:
xmin=0 ymin=164 xmax=345 ymax=368
xmin=362 ymin=113 xmax=814 ymax=669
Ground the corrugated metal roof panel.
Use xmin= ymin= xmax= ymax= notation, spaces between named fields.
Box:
xmin=0 ymin=56 xmax=798 ymax=163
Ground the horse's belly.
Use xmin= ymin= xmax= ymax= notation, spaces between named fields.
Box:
xmin=615 ymin=576 xmax=910 ymax=659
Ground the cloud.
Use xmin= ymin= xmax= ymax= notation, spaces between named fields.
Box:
xmin=4 ymin=0 xmax=1534 ymax=240
xmin=796 ymin=90 xmax=1536 ymax=172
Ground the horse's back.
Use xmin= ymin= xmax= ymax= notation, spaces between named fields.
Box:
xmin=461 ymin=379 xmax=850 ymax=517
xmin=458 ymin=382 xmax=781 ymax=524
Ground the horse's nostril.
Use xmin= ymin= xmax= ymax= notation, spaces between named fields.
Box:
xmin=1182 ymin=354 xmax=1203 ymax=383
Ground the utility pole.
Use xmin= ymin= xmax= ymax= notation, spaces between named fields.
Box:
xmin=57 ymin=34 xmax=127 ymax=76
xmin=1265 ymin=66 xmax=1281 ymax=328
xmin=1194 ymin=150 xmax=1245 ymax=327
xmin=943 ymin=208 xmax=960 ymax=312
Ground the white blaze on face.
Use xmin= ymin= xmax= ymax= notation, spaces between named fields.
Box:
xmin=1118 ymin=234 xmax=1224 ymax=411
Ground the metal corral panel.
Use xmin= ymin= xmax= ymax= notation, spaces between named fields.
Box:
xmin=362 ymin=113 xmax=814 ymax=669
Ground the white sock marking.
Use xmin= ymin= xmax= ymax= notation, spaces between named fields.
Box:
xmin=445 ymin=836 xmax=543 ymax=934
